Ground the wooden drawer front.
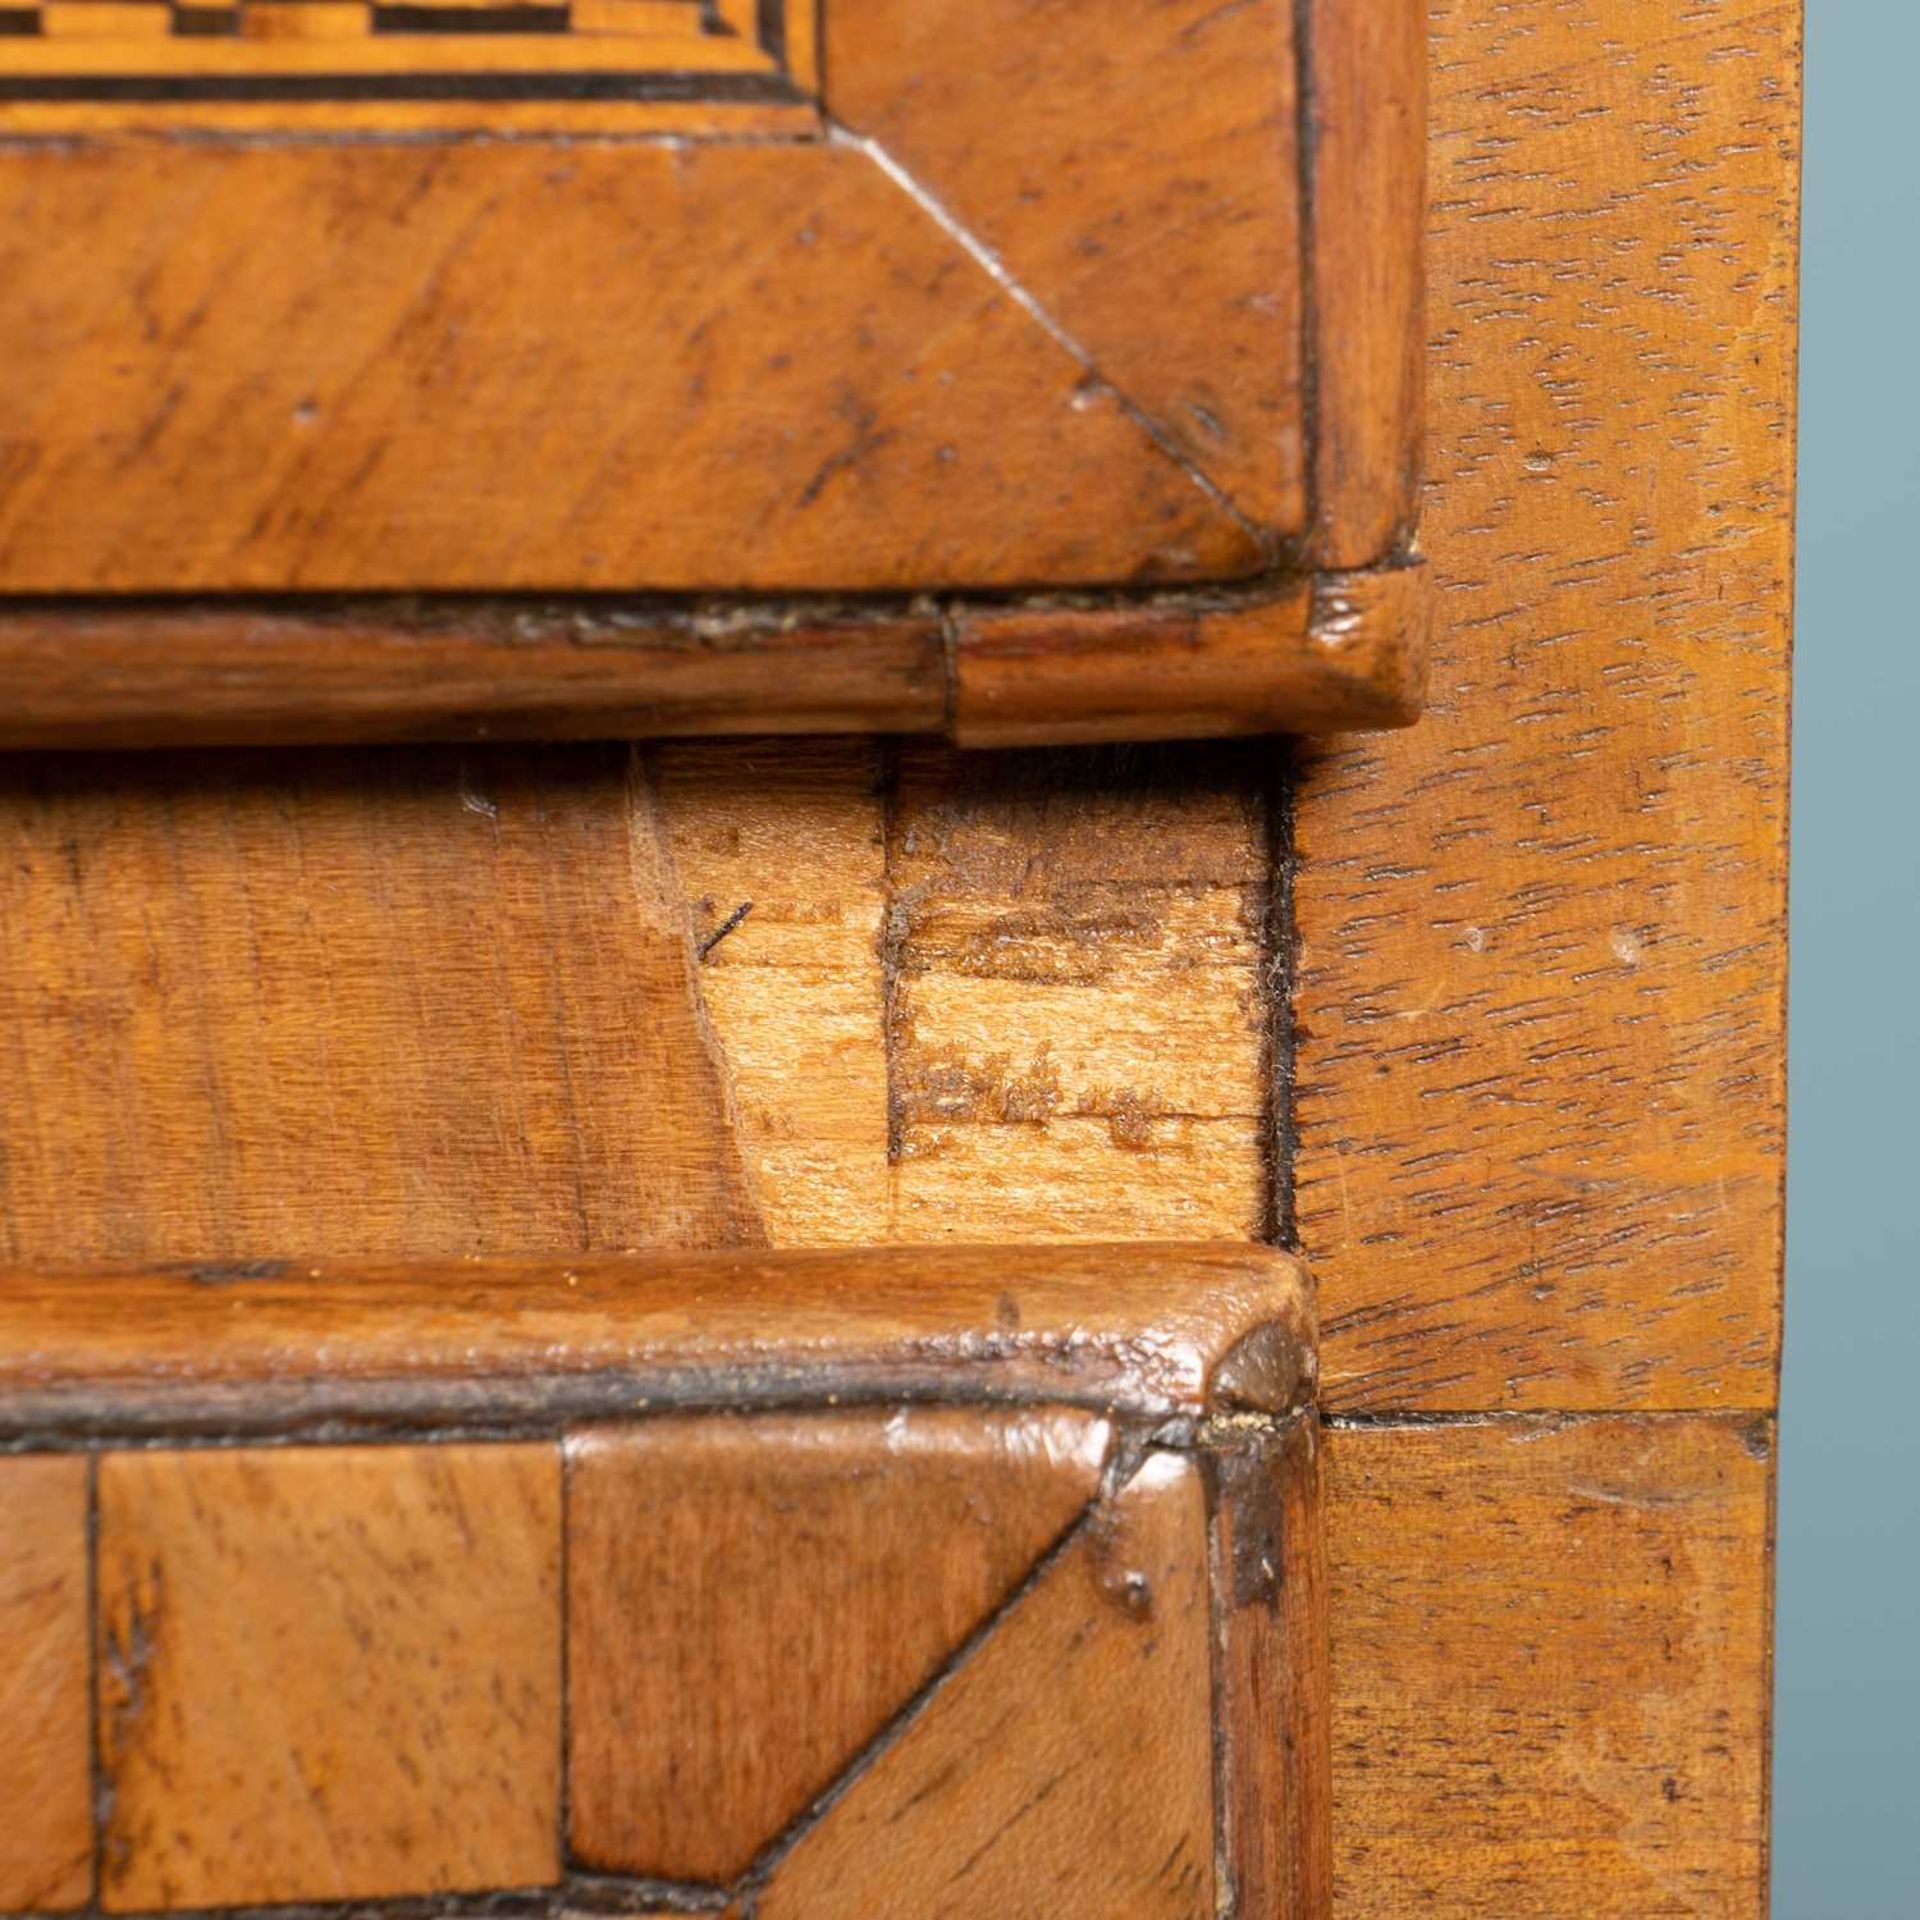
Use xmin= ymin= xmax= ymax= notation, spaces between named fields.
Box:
xmin=0 ymin=0 xmax=1428 ymax=744
xmin=0 ymin=1244 xmax=1328 ymax=1918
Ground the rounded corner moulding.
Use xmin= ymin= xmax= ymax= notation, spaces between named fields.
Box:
xmin=0 ymin=1240 xmax=1319 ymax=1440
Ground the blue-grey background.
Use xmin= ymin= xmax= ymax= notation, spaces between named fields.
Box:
xmin=1773 ymin=2 xmax=1920 ymax=1912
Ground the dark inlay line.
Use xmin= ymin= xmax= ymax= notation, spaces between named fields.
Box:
xmin=170 ymin=7 xmax=242 ymax=36
xmin=0 ymin=1877 xmax=736 ymax=1920
xmin=0 ymin=64 xmax=803 ymax=97
xmin=373 ymin=3 xmax=570 ymax=34
xmin=0 ymin=8 xmax=41 ymax=37
xmin=752 ymin=0 xmax=780 ymax=63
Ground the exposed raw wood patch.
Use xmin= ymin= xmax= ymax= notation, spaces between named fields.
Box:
xmin=883 ymin=745 xmax=1272 ymax=1241
xmin=652 ymin=740 xmax=891 ymax=1247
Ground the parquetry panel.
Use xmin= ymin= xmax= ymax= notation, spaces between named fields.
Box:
xmin=0 ymin=0 xmax=812 ymax=126
xmin=0 ymin=1250 xmax=1325 ymax=1916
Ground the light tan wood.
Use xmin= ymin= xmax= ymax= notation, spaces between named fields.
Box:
xmin=758 ymin=1450 xmax=1217 ymax=1919
xmin=0 ymin=1455 xmax=91 ymax=1913
xmin=1298 ymin=0 xmax=1798 ymax=1411
xmin=0 ymin=1243 xmax=1314 ymax=1435
xmin=597 ymin=743 xmax=1277 ymax=1251
xmin=566 ymin=1407 xmax=1110 ymax=1879
xmin=0 ymin=142 xmax=1259 ymax=595
xmin=1327 ymin=1415 xmax=1773 ymax=1917
xmin=882 ymin=745 xmax=1274 ymax=1244
xmin=95 ymin=1442 xmax=562 ymax=1909
xmin=653 ymin=740 xmax=894 ymax=1247
xmin=0 ymin=744 xmax=761 ymax=1263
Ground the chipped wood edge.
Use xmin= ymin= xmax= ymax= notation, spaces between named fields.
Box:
xmin=952 ymin=561 xmax=1431 ymax=745
xmin=0 ymin=1242 xmax=1315 ymax=1440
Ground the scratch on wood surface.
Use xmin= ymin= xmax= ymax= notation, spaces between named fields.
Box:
xmin=832 ymin=124 xmax=1277 ymax=561
xmin=696 ymin=900 xmax=755 ymax=961
xmin=99 ymin=1557 xmax=164 ymax=1766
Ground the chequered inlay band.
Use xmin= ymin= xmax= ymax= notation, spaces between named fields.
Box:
xmin=0 ymin=0 xmax=804 ymax=103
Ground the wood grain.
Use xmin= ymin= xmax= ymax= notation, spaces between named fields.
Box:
xmin=0 ymin=603 xmax=948 ymax=751
xmin=0 ymin=568 xmax=1430 ymax=753
xmin=827 ymin=0 xmax=1304 ymax=536
xmin=951 ymin=567 xmax=1430 ymax=748
xmin=0 ymin=744 xmax=761 ymax=1263
xmin=0 ymin=142 xmax=1259 ymax=594
xmin=0 ymin=1455 xmax=91 ymax=1913
xmin=654 ymin=740 xmax=894 ymax=1247
xmin=1303 ymin=0 xmax=1427 ymax=568
xmin=503 ymin=742 xmax=1282 ymax=1252
xmin=0 ymin=1243 xmax=1315 ymax=1436
xmin=0 ymin=1 xmax=1796 ymax=1903
xmin=757 ymin=1451 xmax=1217 ymax=1919
xmin=599 ymin=743 xmax=1284 ymax=1250
xmin=1212 ymin=1415 xmax=1330 ymax=1920
xmin=0 ymin=0 xmax=1434 ymax=751
xmin=1297 ymin=0 xmax=1799 ymax=1411
xmin=1327 ymin=1415 xmax=1773 ymax=1917
xmin=95 ymin=1442 xmax=562 ymax=1909
xmin=566 ymin=1407 xmax=1110 ymax=1879
xmin=884 ymin=745 xmax=1273 ymax=1244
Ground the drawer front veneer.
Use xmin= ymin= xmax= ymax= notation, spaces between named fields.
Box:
xmin=0 ymin=1243 xmax=1329 ymax=1918
xmin=0 ymin=0 xmax=1429 ymax=744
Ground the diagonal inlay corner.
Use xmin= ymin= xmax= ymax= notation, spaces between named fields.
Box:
xmin=754 ymin=1450 xmax=1217 ymax=1920
xmin=564 ymin=1404 xmax=1112 ymax=1883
